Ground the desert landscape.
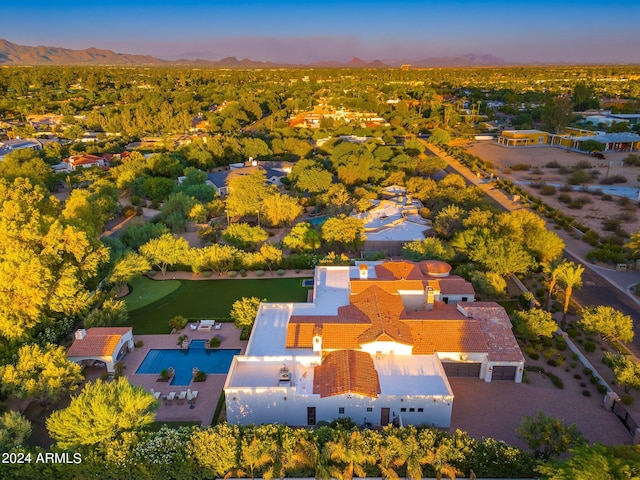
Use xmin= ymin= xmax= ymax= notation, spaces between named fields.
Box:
xmin=459 ymin=141 xmax=640 ymax=239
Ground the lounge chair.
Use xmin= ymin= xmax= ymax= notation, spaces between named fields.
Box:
xmin=190 ymin=391 xmax=198 ymax=403
xmin=153 ymin=391 xmax=161 ymax=400
xmin=166 ymin=391 xmax=176 ymax=404
xmin=177 ymin=391 xmax=187 ymax=405
xmin=214 ymin=323 xmax=222 ymax=330
xmin=189 ymin=323 xmax=198 ymax=331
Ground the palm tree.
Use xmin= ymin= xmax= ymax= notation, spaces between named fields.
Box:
xmin=543 ymin=258 xmax=565 ymax=310
xmin=556 ymin=261 xmax=584 ymax=325
xmin=378 ymin=433 xmax=405 ymax=480
xmin=325 ymin=430 xmax=376 ymax=480
xmin=401 ymin=430 xmax=426 ymax=480
xmin=423 ymin=444 xmax=464 ymax=480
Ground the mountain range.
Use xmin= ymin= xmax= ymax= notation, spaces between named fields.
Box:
xmin=0 ymin=39 xmax=508 ymax=68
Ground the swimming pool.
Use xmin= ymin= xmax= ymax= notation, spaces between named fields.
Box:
xmin=135 ymin=340 xmax=240 ymax=386
xmin=307 ymin=216 xmax=328 ymax=226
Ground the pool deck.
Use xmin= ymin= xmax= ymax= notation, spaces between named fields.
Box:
xmin=120 ymin=323 xmax=247 ymax=425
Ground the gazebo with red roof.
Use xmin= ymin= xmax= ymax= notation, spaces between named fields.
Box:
xmin=66 ymin=327 xmax=134 ymax=373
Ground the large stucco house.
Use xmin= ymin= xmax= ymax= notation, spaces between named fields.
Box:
xmin=224 ymin=260 xmax=524 ymax=428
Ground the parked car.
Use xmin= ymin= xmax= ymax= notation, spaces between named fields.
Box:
xmin=591 ymin=151 xmax=606 ymax=159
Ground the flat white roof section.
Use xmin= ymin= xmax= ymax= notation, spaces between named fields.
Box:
xmin=374 ymin=354 xmax=452 ymax=397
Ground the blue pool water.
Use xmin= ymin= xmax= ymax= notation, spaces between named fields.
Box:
xmin=136 ymin=340 xmax=240 ymax=386
xmin=308 ymin=216 xmax=328 ymax=226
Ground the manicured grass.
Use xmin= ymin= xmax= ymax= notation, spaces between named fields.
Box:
xmin=124 ymin=276 xmax=181 ymax=311
xmin=128 ymin=277 xmax=312 ymax=334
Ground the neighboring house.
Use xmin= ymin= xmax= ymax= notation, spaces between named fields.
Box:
xmin=0 ymin=138 xmax=43 ymax=161
xmin=498 ymin=128 xmax=640 ymax=153
xmin=352 ymin=195 xmax=431 ymax=256
xmin=224 ymin=260 xmax=525 ymax=428
xmin=61 ymin=153 xmax=110 ymax=171
xmin=66 ymin=327 xmax=134 ymax=374
xmin=497 ymin=129 xmax=549 ymax=147
xmin=206 ymin=160 xmax=291 ymax=196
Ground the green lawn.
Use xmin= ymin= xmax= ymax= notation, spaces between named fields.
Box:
xmin=126 ymin=277 xmax=312 ymax=334
xmin=124 ymin=276 xmax=181 ymax=311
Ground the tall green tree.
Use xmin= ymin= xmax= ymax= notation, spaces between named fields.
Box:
xmin=230 ymin=296 xmax=265 ymax=334
xmin=0 ymin=411 xmax=32 ymax=451
xmin=578 ymin=306 xmax=634 ymax=344
xmin=325 ymin=430 xmax=377 ymax=480
xmin=516 ymin=411 xmax=584 ymax=460
xmin=543 ymin=259 xmax=566 ymax=310
xmin=536 ymin=444 xmax=640 ymax=480
xmin=46 ymin=377 xmax=157 ymax=449
xmin=321 ymin=216 xmax=366 ymax=252
xmin=0 ymin=343 xmax=83 ymax=405
xmin=139 ymin=233 xmax=190 ymax=276
xmin=283 ymin=222 xmax=321 ymax=252
xmin=605 ymin=353 xmax=640 ymax=393
xmin=512 ymin=309 xmax=558 ymax=340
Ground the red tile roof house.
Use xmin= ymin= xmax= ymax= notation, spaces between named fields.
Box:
xmin=224 ymin=260 xmax=525 ymax=428
xmin=66 ymin=327 xmax=134 ymax=373
xmin=62 ymin=153 xmax=110 ymax=171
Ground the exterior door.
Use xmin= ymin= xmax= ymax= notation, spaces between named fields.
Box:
xmin=381 ymin=408 xmax=390 ymax=426
xmin=492 ymin=366 xmax=517 ymax=380
xmin=307 ymin=407 xmax=316 ymax=426
xmin=442 ymin=362 xmax=481 ymax=377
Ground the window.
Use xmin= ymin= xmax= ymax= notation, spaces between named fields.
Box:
xmin=461 ymin=297 xmax=468 ymax=302
xmin=418 ymin=408 xmax=424 ymax=412
xmin=400 ymin=407 xmax=406 ymax=412
xmin=443 ymin=297 xmax=449 ymax=304
xmin=338 ymin=407 xmax=345 ymax=414
xmin=409 ymin=408 xmax=415 ymax=412
xmin=307 ymin=407 xmax=316 ymax=426
xmin=366 ymin=407 xmax=373 ymax=412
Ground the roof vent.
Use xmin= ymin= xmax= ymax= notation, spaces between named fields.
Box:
xmin=75 ymin=329 xmax=86 ymax=340
xmin=279 ymin=366 xmax=291 ymax=384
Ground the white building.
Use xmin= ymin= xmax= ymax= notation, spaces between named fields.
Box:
xmin=224 ymin=260 xmax=525 ymax=428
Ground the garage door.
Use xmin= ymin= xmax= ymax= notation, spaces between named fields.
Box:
xmin=492 ymin=366 xmax=517 ymax=380
xmin=442 ymin=362 xmax=481 ymax=377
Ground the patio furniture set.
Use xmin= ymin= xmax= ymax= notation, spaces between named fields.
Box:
xmin=150 ymin=388 xmax=199 ymax=408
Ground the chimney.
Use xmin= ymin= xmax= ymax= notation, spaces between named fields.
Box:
xmin=359 ymin=264 xmax=369 ymax=280
xmin=75 ymin=329 xmax=86 ymax=340
xmin=312 ymin=325 xmax=323 ymax=354
xmin=425 ymin=287 xmax=435 ymax=311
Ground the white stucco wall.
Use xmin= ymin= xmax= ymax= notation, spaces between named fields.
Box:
xmin=360 ymin=341 xmax=413 ymax=356
xmin=224 ymin=389 xmax=452 ymax=428
xmin=398 ymin=290 xmax=426 ymax=312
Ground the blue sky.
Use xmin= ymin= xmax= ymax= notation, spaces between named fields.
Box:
xmin=4 ymin=0 xmax=640 ymax=63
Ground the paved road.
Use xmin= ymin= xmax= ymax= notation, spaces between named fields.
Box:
xmin=566 ymin=251 xmax=640 ymax=358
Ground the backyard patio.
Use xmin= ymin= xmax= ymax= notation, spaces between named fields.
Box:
xmin=118 ymin=323 xmax=247 ymax=425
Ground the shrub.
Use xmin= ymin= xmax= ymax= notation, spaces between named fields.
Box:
xmin=135 ymin=340 xmax=144 ymax=348
xmin=549 ymin=373 xmax=564 ymax=389
xmin=512 ymin=163 xmax=530 ymax=171
xmin=545 ymin=160 xmax=562 ymax=168
xmin=569 ymin=169 xmax=590 ymax=185
xmin=209 ymin=337 xmax=221 ymax=348
xmin=566 ymin=327 xmax=579 ymax=338
xmin=555 ymin=340 xmax=567 ymax=351
xmin=584 ymin=341 xmax=596 ymax=353
xmin=194 ymin=371 xmax=207 ymax=382
xmin=574 ymin=160 xmax=593 ymax=169
xmin=529 ymin=352 xmax=540 ymax=360
xmin=589 ymin=375 xmax=599 ymax=384
xmin=276 ymin=269 xmax=285 ymax=276
xmin=256 ymin=270 xmax=265 ymax=277
xmin=600 ymin=175 xmax=627 ymax=185
xmin=621 ymin=394 xmax=634 ymax=405
xmin=582 ymin=390 xmax=591 ymax=397
xmin=240 ymin=269 xmax=247 ymax=277
xmin=202 ymin=271 xmax=212 ymax=277
xmin=602 ymin=219 xmax=621 ymax=232
xmin=228 ymin=270 xmax=238 ymax=278
xmin=583 ymin=367 xmax=593 ymax=376
xmin=558 ymin=193 xmax=572 ymax=204
xmin=573 ymin=374 xmax=582 ymax=380
xmin=539 ymin=185 xmax=557 ymax=196
xmin=168 ymin=315 xmax=188 ymax=331
xmin=597 ymin=384 xmax=608 ymax=394
xmin=581 ymin=230 xmax=600 ymax=246
xmin=547 ymin=358 xmax=558 ymax=367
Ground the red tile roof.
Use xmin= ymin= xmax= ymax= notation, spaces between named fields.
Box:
xmin=419 ymin=260 xmax=452 ymax=276
xmin=313 ymin=350 xmax=381 ymax=398
xmin=375 ymin=261 xmax=423 ymax=280
xmin=66 ymin=327 xmax=131 ymax=358
xmin=350 ymin=279 xmax=424 ymax=295
xmin=407 ymin=320 xmax=488 ymax=354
